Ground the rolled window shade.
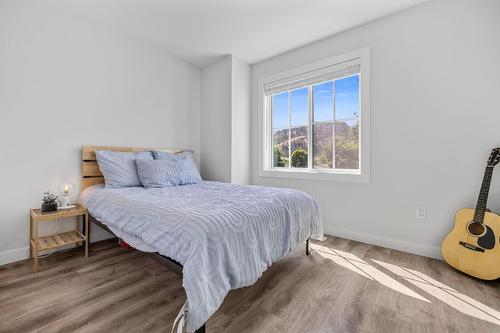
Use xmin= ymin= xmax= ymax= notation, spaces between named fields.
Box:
xmin=264 ymin=59 xmax=361 ymax=96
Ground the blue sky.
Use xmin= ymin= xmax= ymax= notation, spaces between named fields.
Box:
xmin=273 ymin=75 xmax=359 ymax=129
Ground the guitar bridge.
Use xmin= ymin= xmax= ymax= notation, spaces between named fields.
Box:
xmin=459 ymin=241 xmax=485 ymax=252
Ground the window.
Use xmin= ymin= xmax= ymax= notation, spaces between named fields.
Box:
xmin=260 ymin=48 xmax=370 ymax=182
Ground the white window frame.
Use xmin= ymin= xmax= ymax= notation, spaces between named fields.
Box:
xmin=258 ymin=47 xmax=370 ymax=182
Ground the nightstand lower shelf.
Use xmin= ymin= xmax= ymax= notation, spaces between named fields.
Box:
xmin=32 ymin=230 xmax=85 ymax=252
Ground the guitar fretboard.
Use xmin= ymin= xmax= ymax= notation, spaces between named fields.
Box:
xmin=473 ymin=166 xmax=494 ymax=223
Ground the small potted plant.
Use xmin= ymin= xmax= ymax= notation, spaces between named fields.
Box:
xmin=41 ymin=191 xmax=58 ymax=212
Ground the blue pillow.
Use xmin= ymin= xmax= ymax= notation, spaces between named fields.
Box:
xmin=136 ymin=159 xmax=181 ymax=188
xmin=152 ymin=150 xmax=202 ymax=185
xmin=176 ymin=154 xmax=202 ymax=184
xmin=152 ymin=150 xmax=178 ymax=160
xmin=95 ymin=150 xmax=153 ymax=188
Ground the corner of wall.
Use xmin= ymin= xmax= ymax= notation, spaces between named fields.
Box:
xmin=230 ymin=56 xmax=252 ymax=185
xmin=199 ymin=55 xmax=251 ymax=184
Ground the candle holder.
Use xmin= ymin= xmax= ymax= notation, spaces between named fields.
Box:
xmin=58 ymin=182 xmax=76 ymax=209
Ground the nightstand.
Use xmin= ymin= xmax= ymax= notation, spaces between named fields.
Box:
xmin=29 ymin=205 xmax=88 ymax=273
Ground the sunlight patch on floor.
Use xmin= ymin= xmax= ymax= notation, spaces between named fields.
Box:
xmin=311 ymin=244 xmax=429 ymax=302
xmin=311 ymin=244 xmax=372 ymax=279
xmin=373 ymin=260 xmax=500 ymax=326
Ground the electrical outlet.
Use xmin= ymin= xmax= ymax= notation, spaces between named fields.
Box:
xmin=416 ymin=207 xmax=426 ymax=219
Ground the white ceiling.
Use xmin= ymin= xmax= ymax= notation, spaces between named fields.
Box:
xmin=58 ymin=0 xmax=429 ymax=67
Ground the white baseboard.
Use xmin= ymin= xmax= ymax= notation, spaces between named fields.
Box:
xmin=0 ymin=229 xmax=114 ymax=266
xmin=324 ymin=225 xmax=442 ymax=260
xmin=0 ymin=228 xmax=441 ymax=266
xmin=0 ymin=247 xmax=29 ymax=266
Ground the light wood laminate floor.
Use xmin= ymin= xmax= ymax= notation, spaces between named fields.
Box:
xmin=0 ymin=237 xmax=499 ymax=333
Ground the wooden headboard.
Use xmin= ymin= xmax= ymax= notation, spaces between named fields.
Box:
xmin=81 ymin=146 xmax=190 ymax=191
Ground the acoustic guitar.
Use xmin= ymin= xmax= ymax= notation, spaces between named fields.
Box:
xmin=441 ymin=148 xmax=500 ymax=280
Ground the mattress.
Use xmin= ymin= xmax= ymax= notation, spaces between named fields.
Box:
xmin=79 ymin=181 xmax=321 ymax=332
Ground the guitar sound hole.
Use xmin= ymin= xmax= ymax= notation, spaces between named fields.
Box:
xmin=467 ymin=222 xmax=486 ymax=236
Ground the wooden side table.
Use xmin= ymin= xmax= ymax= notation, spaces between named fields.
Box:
xmin=29 ymin=205 xmax=88 ymax=273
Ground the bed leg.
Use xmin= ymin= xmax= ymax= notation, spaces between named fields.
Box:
xmin=195 ymin=324 xmax=206 ymax=333
xmin=306 ymin=238 xmax=310 ymax=255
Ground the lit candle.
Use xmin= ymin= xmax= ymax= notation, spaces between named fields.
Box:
xmin=64 ymin=184 xmax=69 ymax=195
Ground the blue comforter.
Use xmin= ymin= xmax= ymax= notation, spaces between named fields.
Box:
xmin=80 ymin=181 xmax=320 ymax=332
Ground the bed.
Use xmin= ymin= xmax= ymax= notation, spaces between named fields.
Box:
xmin=79 ymin=146 xmax=321 ymax=333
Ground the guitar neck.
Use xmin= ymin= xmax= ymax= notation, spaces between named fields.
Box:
xmin=473 ymin=166 xmax=494 ymax=223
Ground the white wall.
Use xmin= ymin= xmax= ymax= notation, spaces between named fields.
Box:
xmin=200 ymin=55 xmax=251 ymax=184
xmin=251 ymin=0 xmax=500 ymax=258
xmin=231 ymin=57 xmax=251 ymax=185
xmin=0 ymin=1 xmax=201 ymax=264
xmin=200 ymin=56 xmax=232 ymax=182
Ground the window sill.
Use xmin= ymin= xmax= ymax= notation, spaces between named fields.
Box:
xmin=259 ymin=168 xmax=369 ymax=183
